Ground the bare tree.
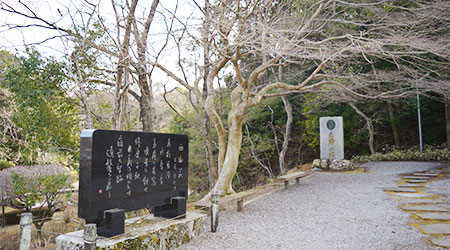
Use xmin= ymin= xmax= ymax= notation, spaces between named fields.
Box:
xmin=2 ymin=0 xmax=448 ymax=198
xmin=153 ymin=0 xmax=449 ymax=198
xmin=0 ymin=0 xmax=169 ymax=132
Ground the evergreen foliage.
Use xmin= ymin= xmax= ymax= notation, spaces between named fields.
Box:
xmin=0 ymin=49 xmax=80 ymax=166
xmin=352 ymin=144 xmax=450 ymax=162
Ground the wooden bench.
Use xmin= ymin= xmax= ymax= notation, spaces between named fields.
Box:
xmin=193 ymin=189 xmax=257 ymax=213
xmin=278 ymin=171 xmax=309 ymax=190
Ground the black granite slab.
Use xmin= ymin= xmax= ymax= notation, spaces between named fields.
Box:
xmin=78 ymin=129 xmax=188 ymax=236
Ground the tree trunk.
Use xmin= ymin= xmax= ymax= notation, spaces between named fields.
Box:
xmin=349 ymin=102 xmax=376 ymax=155
xmin=279 ymin=95 xmax=292 ymax=175
xmin=202 ymin=0 xmax=216 ymax=189
xmin=210 ymin=114 xmax=244 ymax=195
xmin=138 ymin=82 xmax=153 ymax=132
xmin=33 ymin=221 xmax=45 ymax=247
xmin=135 ymin=30 xmax=154 ymax=132
xmin=445 ymin=95 xmax=450 ymax=147
xmin=71 ymin=51 xmax=93 ymax=129
xmin=387 ymin=101 xmax=400 ymax=147
xmin=111 ymin=66 xmax=123 ymax=130
xmin=112 ymin=0 xmax=138 ymax=130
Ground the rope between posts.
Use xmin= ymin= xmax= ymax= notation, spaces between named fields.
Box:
xmin=32 ymin=217 xmax=72 ymax=222
xmin=31 ymin=228 xmax=63 ymax=236
xmin=31 ymin=228 xmax=86 ymax=239
xmin=25 ymin=211 xmax=193 ymax=240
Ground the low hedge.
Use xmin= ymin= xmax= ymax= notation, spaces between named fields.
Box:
xmin=352 ymin=144 xmax=450 ymax=162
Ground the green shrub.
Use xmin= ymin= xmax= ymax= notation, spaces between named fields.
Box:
xmin=0 ymin=160 xmax=14 ymax=171
xmin=1 ymin=164 xmax=72 ymax=246
xmin=352 ymin=144 xmax=450 ymax=162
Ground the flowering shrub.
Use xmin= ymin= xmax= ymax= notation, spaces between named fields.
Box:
xmin=0 ymin=164 xmax=72 ymax=245
xmin=352 ymin=144 xmax=450 ymax=162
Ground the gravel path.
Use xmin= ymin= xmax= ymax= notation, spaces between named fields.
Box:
xmin=179 ymin=161 xmax=449 ymax=250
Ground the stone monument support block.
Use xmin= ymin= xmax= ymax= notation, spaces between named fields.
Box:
xmin=56 ymin=212 xmax=206 ymax=250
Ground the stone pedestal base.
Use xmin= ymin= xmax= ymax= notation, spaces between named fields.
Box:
xmin=56 ymin=212 xmax=206 ymax=250
xmin=315 ymin=159 xmax=354 ymax=171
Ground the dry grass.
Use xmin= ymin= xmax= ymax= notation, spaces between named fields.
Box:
xmin=0 ymin=204 xmax=81 ymax=250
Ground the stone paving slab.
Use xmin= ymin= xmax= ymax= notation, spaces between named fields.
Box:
xmin=399 ymin=184 xmax=423 ymax=188
xmin=420 ymin=224 xmax=450 ymax=235
xmin=417 ymin=213 xmax=450 ymax=220
xmin=401 ymin=205 xmax=450 ymax=212
xmin=403 ymin=176 xmax=431 ymax=180
xmin=399 ymin=199 xmax=444 ymax=204
xmin=413 ymin=173 xmax=440 ymax=177
xmin=384 ymin=188 xmax=417 ymax=193
xmin=406 ymin=180 xmax=428 ymax=183
xmin=430 ymin=237 xmax=450 ymax=248
xmin=392 ymin=193 xmax=433 ymax=198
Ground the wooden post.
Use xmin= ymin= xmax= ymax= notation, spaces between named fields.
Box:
xmin=296 ymin=178 xmax=300 ymax=185
xmin=284 ymin=180 xmax=289 ymax=190
xmin=84 ymin=223 xmax=97 ymax=250
xmin=210 ymin=194 xmax=219 ymax=232
xmin=2 ymin=206 xmax=5 ymax=228
xmin=19 ymin=213 xmax=32 ymax=250
xmin=237 ymin=198 xmax=244 ymax=212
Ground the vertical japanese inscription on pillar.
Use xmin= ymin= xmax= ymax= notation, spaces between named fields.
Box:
xmin=320 ymin=117 xmax=344 ymax=160
xmin=78 ymin=129 xmax=188 ymax=222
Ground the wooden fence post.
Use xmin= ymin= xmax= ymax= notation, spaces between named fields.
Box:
xmin=19 ymin=212 xmax=32 ymax=250
xmin=210 ymin=194 xmax=219 ymax=232
xmin=237 ymin=198 xmax=244 ymax=212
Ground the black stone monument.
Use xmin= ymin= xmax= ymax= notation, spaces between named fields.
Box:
xmin=78 ymin=129 xmax=188 ymax=237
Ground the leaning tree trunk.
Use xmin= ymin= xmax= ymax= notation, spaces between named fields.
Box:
xmin=210 ymin=113 xmax=244 ymax=195
xmin=349 ymin=102 xmax=376 ymax=155
xmin=445 ymin=95 xmax=450 ymax=147
xmin=387 ymin=101 xmax=400 ymax=147
xmin=279 ymin=95 xmax=293 ymax=175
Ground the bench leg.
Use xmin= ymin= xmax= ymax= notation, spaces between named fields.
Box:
xmin=296 ymin=177 xmax=300 ymax=185
xmin=237 ymin=198 xmax=244 ymax=212
xmin=284 ymin=180 xmax=289 ymax=190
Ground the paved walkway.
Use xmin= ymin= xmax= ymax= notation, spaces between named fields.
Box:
xmin=179 ymin=162 xmax=450 ymax=250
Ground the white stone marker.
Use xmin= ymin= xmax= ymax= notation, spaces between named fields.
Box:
xmin=320 ymin=116 xmax=344 ymax=160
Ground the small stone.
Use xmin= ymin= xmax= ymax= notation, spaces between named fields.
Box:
xmin=420 ymin=224 xmax=450 ymax=235
xmin=430 ymin=237 xmax=450 ymax=248
xmin=417 ymin=213 xmax=450 ymax=220
xmin=401 ymin=205 xmax=450 ymax=212
xmin=320 ymin=159 xmax=330 ymax=170
xmin=384 ymin=188 xmax=416 ymax=193
xmin=312 ymin=167 xmax=321 ymax=172
xmin=328 ymin=159 xmax=354 ymax=171
xmin=392 ymin=193 xmax=432 ymax=198
xmin=406 ymin=180 xmax=427 ymax=183
xmin=312 ymin=159 xmax=321 ymax=168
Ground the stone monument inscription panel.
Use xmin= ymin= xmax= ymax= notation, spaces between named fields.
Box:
xmin=320 ymin=116 xmax=344 ymax=160
xmin=78 ymin=129 xmax=188 ymax=232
